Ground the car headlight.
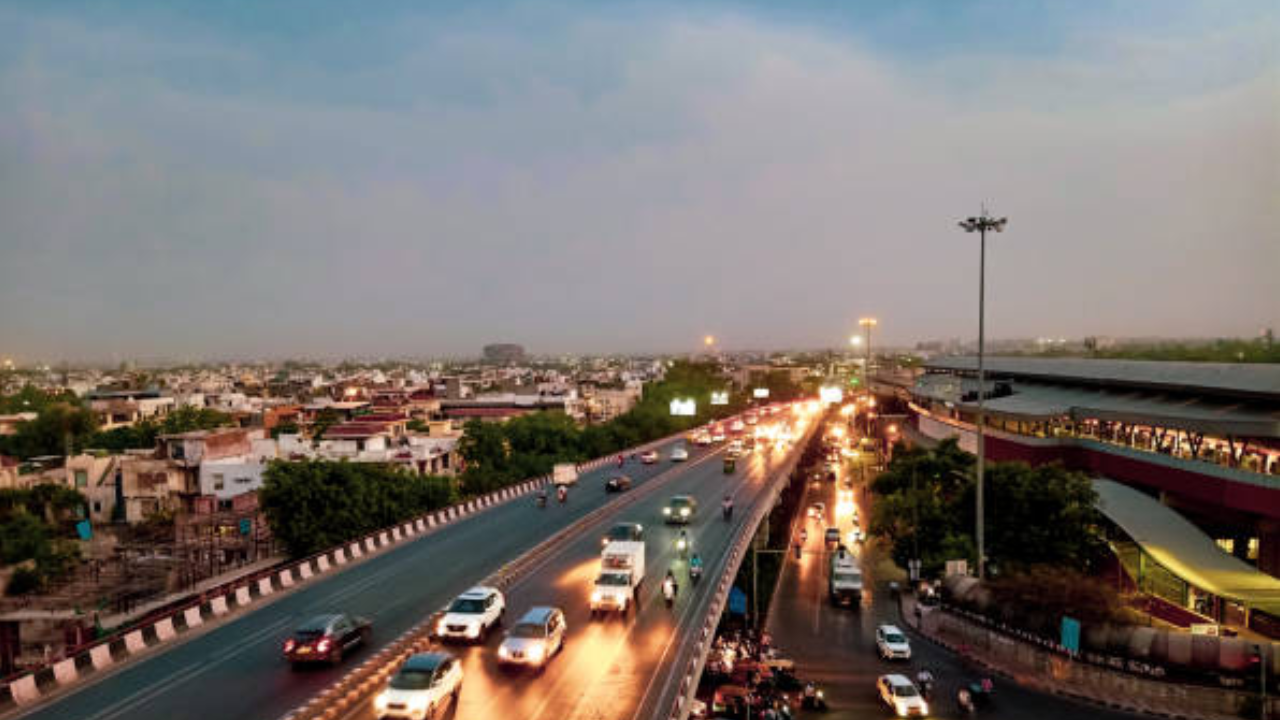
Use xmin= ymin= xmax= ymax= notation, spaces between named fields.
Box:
xmin=663 ymin=508 xmax=671 ymax=515
xmin=498 ymin=645 xmax=510 ymax=658
xmin=591 ymin=591 xmax=602 ymax=602
xmin=920 ymin=700 xmax=929 ymax=715
xmin=374 ymin=693 xmax=389 ymax=712
xmin=527 ymin=644 xmax=545 ymax=662
xmin=466 ymin=623 xmax=480 ymax=637
xmin=680 ymin=508 xmax=690 ymax=517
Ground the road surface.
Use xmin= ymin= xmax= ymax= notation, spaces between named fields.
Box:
xmin=765 ymin=436 xmax=1145 ymax=720
xmin=15 ymin=436 xmax=712 ymax=720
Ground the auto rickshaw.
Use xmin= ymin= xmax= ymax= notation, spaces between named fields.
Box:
xmin=723 ymin=456 xmax=736 ymax=474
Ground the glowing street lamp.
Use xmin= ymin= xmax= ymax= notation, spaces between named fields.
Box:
xmin=958 ymin=207 xmax=1009 ymax=580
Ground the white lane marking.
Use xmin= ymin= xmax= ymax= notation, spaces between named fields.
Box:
xmin=81 ymin=615 xmax=294 ymax=720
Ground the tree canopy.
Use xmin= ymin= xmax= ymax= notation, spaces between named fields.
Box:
xmin=869 ymin=439 xmax=1106 ymax=577
xmin=259 ymin=459 xmax=456 ymax=557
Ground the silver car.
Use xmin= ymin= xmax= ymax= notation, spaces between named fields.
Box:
xmin=497 ymin=606 xmax=566 ymax=671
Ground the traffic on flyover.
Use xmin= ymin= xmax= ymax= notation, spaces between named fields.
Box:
xmin=12 ymin=408 xmax=816 ymax=720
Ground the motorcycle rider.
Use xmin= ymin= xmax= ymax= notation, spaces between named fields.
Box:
xmin=662 ymin=571 xmax=678 ymax=605
xmin=677 ymin=529 xmax=690 ymax=557
xmin=556 ymin=484 xmax=568 ymax=503
xmin=689 ymin=553 xmax=704 ymax=583
xmin=721 ymin=494 xmax=734 ymax=520
xmin=916 ymin=668 xmax=934 ymax=698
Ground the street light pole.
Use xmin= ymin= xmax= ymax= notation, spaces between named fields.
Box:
xmin=858 ymin=317 xmax=877 ymax=392
xmin=958 ymin=208 xmax=1007 ymax=581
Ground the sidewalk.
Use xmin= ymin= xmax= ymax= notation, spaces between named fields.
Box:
xmin=901 ymin=593 xmax=1275 ymax=720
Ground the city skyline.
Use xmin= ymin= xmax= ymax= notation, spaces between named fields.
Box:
xmin=2 ymin=0 xmax=1276 ymax=360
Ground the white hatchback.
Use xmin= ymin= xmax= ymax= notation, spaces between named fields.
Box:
xmin=876 ymin=624 xmax=912 ymax=661
xmin=876 ymin=673 xmax=928 ymax=717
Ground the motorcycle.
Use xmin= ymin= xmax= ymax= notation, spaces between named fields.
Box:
xmin=800 ymin=685 xmax=828 ymax=711
xmin=690 ymin=563 xmax=703 ymax=585
xmin=676 ymin=536 xmax=690 ymax=559
xmin=556 ymin=486 xmax=568 ymax=504
xmin=957 ymin=688 xmax=976 ymax=715
xmin=662 ymin=578 xmax=678 ymax=607
xmin=535 ymin=493 xmax=547 ymax=509
xmin=722 ymin=504 xmax=733 ymax=521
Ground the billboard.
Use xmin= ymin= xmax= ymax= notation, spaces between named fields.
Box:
xmin=710 ymin=391 xmax=730 ymax=406
xmin=669 ymin=398 xmax=697 ymax=416
xmin=753 ymin=388 xmax=770 ymax=399
xmin=818 ymin=386 xmax=844 ymax=405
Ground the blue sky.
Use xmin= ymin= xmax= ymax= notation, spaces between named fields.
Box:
xmin=1 ymin=1 xmax=1276 ymax=360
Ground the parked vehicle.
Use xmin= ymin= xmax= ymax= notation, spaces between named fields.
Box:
xmin=283 ymin=613 xmax=371 ymax=667
xmin=590 ymin=540 xmax=645 ymax=616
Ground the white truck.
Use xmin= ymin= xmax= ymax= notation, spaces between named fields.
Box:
xmin=590 ymin=540 xmax=645 ymax=616
xmin=829 ymin=547 xmax=863 ymax=607
xmin=553 ymin=463 xmax=579 ymax=487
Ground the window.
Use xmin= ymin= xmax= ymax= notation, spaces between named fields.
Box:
xmin=212 ymin=473 xmax=225 ymax=491
xmin=74 ymin=470 xmax=88 ymax=488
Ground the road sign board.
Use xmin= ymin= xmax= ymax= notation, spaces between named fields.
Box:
xmin=1061 ymin=616 xmax=1081 ymax=652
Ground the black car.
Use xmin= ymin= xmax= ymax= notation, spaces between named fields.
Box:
xmin=283 ymin=613 xmax=372 ymax=667
xmin=601 ymin=521 xmax=644 ymax=546
xmin=605 ymin=475 xmax=633 ymax=493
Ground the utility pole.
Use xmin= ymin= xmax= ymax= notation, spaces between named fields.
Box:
xmin=958 ymin=207 xmax=1007 ymax=580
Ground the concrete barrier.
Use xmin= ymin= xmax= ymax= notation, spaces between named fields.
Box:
xmin=9 ymin=675 xmax=38 ymax=706
xmin=90 ymin=644 xmax=113 ymax=671
xmin=211 ymin=595 xmax=229 ymax=616
xmin=235 ymin=586 xmax=252 ymax=606
xmin=155 ymin=617 xmax=176 ymax=641
xmin=349 ymin=542 xmax=363 ymax=559
xmin=299 ymin=562 xmax=313 ymax=580
xmin=363 ymin=537 xmax=377 ymax=553
xmin=415 ymin=519 xmax=425 ymax=532
xmin=183 ymin=606 xmax=203 ymax=628
xmin=124 ymin=630 xmax=146 ymax=654
xmin=52 ymin=658 xmax=77 ymax=685
xmin=257 ymin=577 xmax=274 ymax=597
xmin=379 ymin=532 xmax=390 ymax=546
xmin=278 ymin=569 xmax=295 ymax=588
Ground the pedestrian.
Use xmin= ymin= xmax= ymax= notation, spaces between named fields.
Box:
xmin=914 ymin=603 xmax=923 ymax=628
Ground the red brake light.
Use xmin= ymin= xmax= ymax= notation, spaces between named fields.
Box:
xmin=283 ymin=639 xmax=296 ymax=652
xmin=317 ymin=638 xmax=332 ymax=653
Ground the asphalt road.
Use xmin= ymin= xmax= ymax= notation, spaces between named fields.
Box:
xmin=16 ymin=436 xmax=713 ymax=720
xmin=765 ymin=436 xmax=1145 ymax=720
xmin=338 ymin=414 xmax=814 ymax=720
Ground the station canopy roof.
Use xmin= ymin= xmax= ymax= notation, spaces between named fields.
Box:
xmin=925 ymin=356 xmax=1280 ymax=402
xmin=1093 ymin=479 xmax=1280 ymax=615
xmin=912 ymin=370 xmax=1280 ymax=439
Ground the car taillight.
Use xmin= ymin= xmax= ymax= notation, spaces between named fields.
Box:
xmin=283 ymin=639 xmax=296 ymax=653
xmin=317 ymin=638 xmax=332 ymax=653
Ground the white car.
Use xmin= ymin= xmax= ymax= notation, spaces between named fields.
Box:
xmin=640 ymin=450 xmax=660 ymax=464
xmin=876 ymin=674 xmax=928 ymax=717
xmin=670 ymin=446 xmax=689 ymax=462
xmin=876 ymin=624 xmax=912 ymax=660
xmin=498 ymin=606 xmax=567 ymax=670
xmin=434 ymin=587 xmax=505 ymax=643
xmin=374 ymin=651 xmax=463 ymax=720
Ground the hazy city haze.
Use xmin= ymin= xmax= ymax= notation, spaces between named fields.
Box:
xmin=1 ymin=0 xmax=1276 ymax=361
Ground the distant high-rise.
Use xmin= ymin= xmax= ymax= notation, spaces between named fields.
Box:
xmin=483 ymin=343 xmax=526 ymax=364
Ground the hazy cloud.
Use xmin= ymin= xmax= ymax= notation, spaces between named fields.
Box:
xmin=0 ymin=1 xmax=1276 ymax=361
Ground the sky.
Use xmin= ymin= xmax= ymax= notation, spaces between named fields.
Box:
xmin=1 ymin=0 xmax=1277 ymax=361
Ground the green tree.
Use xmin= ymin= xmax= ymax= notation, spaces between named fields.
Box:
xmin=260 ymin=460 xmax=455 ymax=557
xmin=869 ymin=439 xmax=1104 ymax=576
xmin=0 ymin=403 xmax=97 ymax=460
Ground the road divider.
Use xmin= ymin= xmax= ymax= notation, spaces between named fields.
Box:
xmin=279 ymin=443 xmax=727 ymax=720
xmin=1 ymin=431 xmax=687 ymax=715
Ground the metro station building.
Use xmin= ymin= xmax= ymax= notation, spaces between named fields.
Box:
xmin=886 ymin=357 xmax=1280 ymax=635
